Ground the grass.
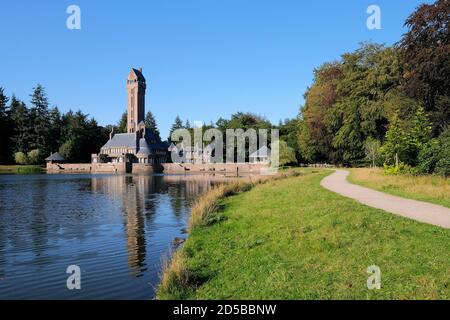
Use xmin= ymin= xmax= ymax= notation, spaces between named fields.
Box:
xmin=0 ymin=165 xmax=45 ymax=174
xmin=157 ymin=169 xmax=450 ymax=300
xmin=349 ymin=168 xmax=450 ymax=208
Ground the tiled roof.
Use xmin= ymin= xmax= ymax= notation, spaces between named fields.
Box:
xmin=45 ymin=152 xmax=65 ymax=161
xmin=101 ymin=133 xmax=137 ymax=149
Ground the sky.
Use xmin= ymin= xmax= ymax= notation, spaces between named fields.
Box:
xmin=0 ymin=0 xmax=432 ymax=138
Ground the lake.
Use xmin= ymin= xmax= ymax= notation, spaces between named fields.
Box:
xmin=0 ymin=173 xmax=233 ymax=300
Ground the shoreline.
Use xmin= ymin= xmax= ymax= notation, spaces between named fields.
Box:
xmin=156 ymin=169 xmax=303 ymax=299
xmin=156 ymin=169 xmax=450 ymax=300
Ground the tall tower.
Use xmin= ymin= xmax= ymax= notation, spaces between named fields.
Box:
xmin=126 ymin=68 xmax=146 ymax=133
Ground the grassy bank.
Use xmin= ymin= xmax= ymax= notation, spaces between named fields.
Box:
xmin=349 ymin=168 xmax=450 ymax=208
xmin=157 ymin=169 xmax=450 ymax=300
xmin=0 ymin=165 xmax=45 ymax=174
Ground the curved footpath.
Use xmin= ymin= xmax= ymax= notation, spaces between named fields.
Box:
xmin=321 ymin=170 xmax=450 ymax=229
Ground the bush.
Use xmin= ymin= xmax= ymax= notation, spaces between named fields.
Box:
xmin=417 ymin=129 xmax=450 ymax=177
xmin=27 ymin=149 xmax=42 ymax=164
xmin=14 ymin=152 xmax=28 ymax=165
xmin=59 ymin=140 xmax=75 ymax=161
xmin=383 ymin=163 xmax=419 ymax=176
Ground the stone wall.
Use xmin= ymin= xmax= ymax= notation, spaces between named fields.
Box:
xmin=47 ymin=162 xmax=269 ymax=174
xmin=132 ymin=163 xmax=164 ymax=174
xmin=161 ymin=163 xmax=269 ymax=174
xmin=47 ymin=162 xmax=127 ymax=173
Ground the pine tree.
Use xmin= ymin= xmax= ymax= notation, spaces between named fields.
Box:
xmin=145 ymin=111 xmax=161 ymax=141
xmin=10 ymin=95 xmax=31 ymax=153
xmin=49 ymin=107 xmax=63 ymax=153
xmin=185 ymin=119 xmax=191 ymax=129
xmin=117 ymin=111 xmax=127 ymax=133
xmin=0 ymin=87 xmax=11 ymax=163
xmin=381 ymin=113 xmax=404 ymax=167
xmin=29 ymin=84 xmax=51 ymax=155
xmin=169 ymin=115 xmax=184 ymax=141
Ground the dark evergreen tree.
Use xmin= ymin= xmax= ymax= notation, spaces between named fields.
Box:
xmin=29 ymin=84 xmax=51 ymax=155
xmin=169 ymin=115 xmax=184 ymax=141
xmin=117 ymin=111 xmax=127 ymax=133
xmin=9 ymin=95 xmax=31 ymax=154
xmin=0 ymin=88 xmax=11 ymax=163
xmin=145 ymin=111 xmax=161 ymax=140
xmin=49 ymin=107 xmax=62 ymax=154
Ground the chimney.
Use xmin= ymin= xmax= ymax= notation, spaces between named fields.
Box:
xmin=110 ymin=127 xmax=115 ymax=140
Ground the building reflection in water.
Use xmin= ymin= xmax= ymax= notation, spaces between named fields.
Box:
xmin=89 ymin=174 xmax=244 ymax=277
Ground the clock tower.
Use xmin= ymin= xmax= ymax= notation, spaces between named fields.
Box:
xmin=126 ymin=68 xmax=146 ymax=134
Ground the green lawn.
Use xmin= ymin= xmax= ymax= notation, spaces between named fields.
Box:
xmin=158 ymin=170 xmax=450 ymax=300
xmin=0 ymin=165 xmax=45 ymax=174
xmin=348 ymin=168 xmax=450 ymax=208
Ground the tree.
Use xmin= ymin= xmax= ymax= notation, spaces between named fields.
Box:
xmin=29 ymin=84 xmax=51 ymax=154
xmin=0 ymin=87 xmax=11 ymax=163
xmin=59 ymin=140 xmax=75 ymax=160
xmin=49 ymin=107 xmax=62 ymax=153
xmin=418 ymin=129 xmax=450 ymax=176
xmin=364 ymin=137 xmax=381 ymax=168
xmin=145 ymin=111 xmax=161 ymax=141
xmin=399 ymin=0 xmax=450 ymax=135
xmin=279 ymin=118 xmax=301 ymax=161
xmin=184 ymin=120 xmax=191 ymax=129
xmin=14 ymin=152 xmax=28 ymax=165
xmin=404 ymin=106 xmax=432 ymax=165
xmin=169 ymin=115 xmax=184 ymax=140
xmin=380 ymin=113 xmax=404 ymax=167
xmin=117 ymin=111 xmax=127 ymax=133
xmin=10 ymin=95 xmax=31 ymax=154
xmin=279 ymin=140 xmax=297 ymax=166
xmin=27 ymin=149 xmax=42 ymax=164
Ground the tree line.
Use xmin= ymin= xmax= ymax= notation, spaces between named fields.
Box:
xmin=298 ymin=0 xmax=449 ymax=175
xmin=1 ymin=0 xmax=447 ymax=174
xmin=0 ymin=85 xmax=109 ymax=164
xmin=166 ymin=112 xmax=298 ymax=166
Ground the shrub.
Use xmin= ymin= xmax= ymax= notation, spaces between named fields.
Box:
xmin=27 ymin=149 xmax=42 ymax=164
xmin=14 ymin=152 xmax=28 ymax=165
xmin=417 ymin=129 xmax=450 ymax=177
xmin=383 ymin=163 xmax=418 ymax=175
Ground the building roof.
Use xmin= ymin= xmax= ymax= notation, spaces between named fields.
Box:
xmin=131 ymin=68 xmax=146 ymax=82
xmin=250 ymin=146 xmax=271 ymax=158
xmin=137 ymin=138 xmax=151 ymax=156
xmin=101 ymin=133 xmax=137 ymax=149
xmin=45 ymin=152 xmax=65 ymax=161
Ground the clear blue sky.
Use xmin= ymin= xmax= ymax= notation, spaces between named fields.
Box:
xmin=0 ymin=0 xmax=431 ymax=138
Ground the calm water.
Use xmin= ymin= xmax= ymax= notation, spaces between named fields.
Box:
xmin=0 ymin=173 xmax=228 ymax=300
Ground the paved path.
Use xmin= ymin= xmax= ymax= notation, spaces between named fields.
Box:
xmin=321 ymin=170 xmax=450 ymax=229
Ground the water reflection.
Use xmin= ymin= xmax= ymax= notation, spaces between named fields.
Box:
xmin=0 ymin=173 xmax=240 ymax=299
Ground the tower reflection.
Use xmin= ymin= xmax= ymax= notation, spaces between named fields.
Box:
xmin=90 ymin=174 xmax=240 ymax=277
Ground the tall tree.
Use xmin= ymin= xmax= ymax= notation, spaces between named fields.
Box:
xmin=29 ymin=84 xmax=51 ymax=154
xmin=399 ymin=0 xmax=450 ymax=135
xmin=145 ymin=111 xmax=161 ymax=141
xmin=9 ymin=95 xmax=30 ymax=153
xmin=49 ymin=107 xmax=62 ymax=153
xmin=0 ymin=88 xmax=11 ymax=163
xmin=169 ymin=115 xmax=184 ymax=141
xmin=117 ymin=111 xmax=127 ymax=133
